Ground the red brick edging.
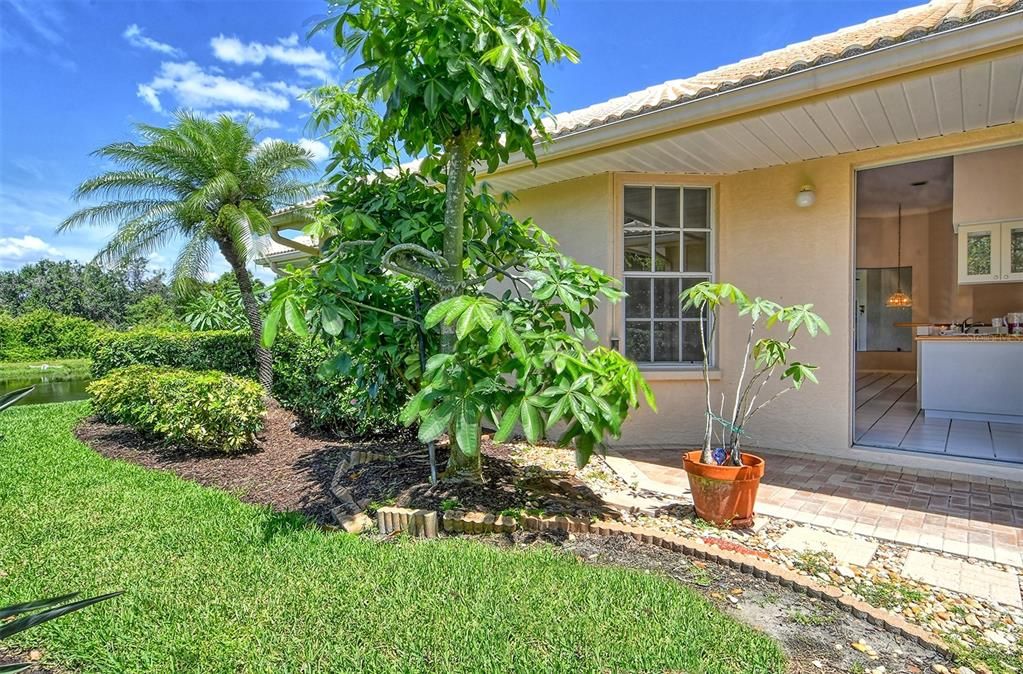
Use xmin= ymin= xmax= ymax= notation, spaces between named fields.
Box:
xmin=376 ymin=506 xmax=952 ymax=658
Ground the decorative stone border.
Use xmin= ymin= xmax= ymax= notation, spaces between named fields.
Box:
xmin=373 ymin=506 xmax=952 ymax=658
xmin=376 ymin=507 xmax=438 ymax=538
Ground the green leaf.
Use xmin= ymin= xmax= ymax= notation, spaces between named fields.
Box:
xmin=261 ymin=305 xmax=282 ymax=347
xmin=321 ymin=305 xmax=345 ymax=336
xmin=284 ymin=299 xmax=308 ymax=337
xmin=520 ymin=400 xmax=543 ymax=444
xmin=417 ymin=404 xmax=454 ymax=443
xmin=493 ymin=401 xmax=521 ymax=443
xmin=399 ymin=389 xmax=428 ymax=426
xmin=454 ymin=404 xmax=480 ymax=456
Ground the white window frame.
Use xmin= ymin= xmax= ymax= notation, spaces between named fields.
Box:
xmin=618 ymin=182 xmax=716 ymax=369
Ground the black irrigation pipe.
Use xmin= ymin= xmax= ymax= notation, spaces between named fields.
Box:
xmin=413 ymin=287 xmax=438 ymax=485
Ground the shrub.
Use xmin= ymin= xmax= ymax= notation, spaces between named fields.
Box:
xmin=271 ymin=335 xmax=407 ymax=436
xmin=0 ymin=309 xmax=101 ymax=361
xmin=89 ymin=365 xmax=265 ymax=453
xmin=91 ymin=329 xmax=256 ymax=378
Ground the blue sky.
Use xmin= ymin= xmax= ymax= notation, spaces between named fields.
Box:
xmin=0 ymin=0 xmax=920 ymax=280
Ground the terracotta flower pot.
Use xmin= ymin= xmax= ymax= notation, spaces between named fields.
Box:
xmin=682 ymin=450 xmax=765 ymax=528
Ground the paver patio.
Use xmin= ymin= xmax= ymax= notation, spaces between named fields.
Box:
xmin=604 ymin=446 xmax=1023 ymax=569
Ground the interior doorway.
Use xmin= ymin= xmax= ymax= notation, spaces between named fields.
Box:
xmin=853 ymin=152 xmax=1023 ymax=462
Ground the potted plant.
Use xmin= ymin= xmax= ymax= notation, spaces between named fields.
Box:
xmin=679 ymin=282 xmax=828 ymax=527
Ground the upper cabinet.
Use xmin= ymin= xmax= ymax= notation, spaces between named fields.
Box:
xmin=1003 ymin=221 xmax=1023 ymax=282
xmin=957 ymin=221 xmax=1023 ymax=284
xmin=953 ymin=146 xmax=1023 ymax=285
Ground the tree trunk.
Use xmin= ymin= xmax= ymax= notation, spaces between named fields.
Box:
xmin=439 ymin=131 xmax=481 ymax=480
xmin=217 ymin=239 xmax=274 ymax=393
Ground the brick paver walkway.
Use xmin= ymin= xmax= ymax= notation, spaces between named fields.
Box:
xmin=605 ymin=446 xmax=1023 ymax=568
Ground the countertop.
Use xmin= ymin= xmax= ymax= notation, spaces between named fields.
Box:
xmin=915 ymin=334 xmax=1023 ymax=342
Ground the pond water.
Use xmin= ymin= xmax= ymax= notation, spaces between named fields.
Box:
xmin=0 ymin=375 xmax=92 ymax=406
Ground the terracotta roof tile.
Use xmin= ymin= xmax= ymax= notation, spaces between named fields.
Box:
xmin=546 ymin=0 xmax=1022 ymax=138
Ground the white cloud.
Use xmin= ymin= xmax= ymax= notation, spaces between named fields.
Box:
xmin=137 ymin=84 xmax=162 ymax=112
xmin=0 ymin=235 xmax=64 ymax=269
xmin=123 ymin=24 xmax=183 ymax=57
xmin=211 ymin=34 xmax=332 ymax=81
xmin=256 ymin=137 xmax=329 ymax=163
xmin=297 ymin=139 xmax=330 ymax=162
xmin=209 ymin=110 xmax=281 ymax=129
xmin=138 ymin=61 xmax=295 ymax=113
xmin=2 ymin=0 xmax=76 ymax=71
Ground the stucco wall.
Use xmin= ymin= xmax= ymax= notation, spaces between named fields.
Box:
xmin=504 ymin=124 xmax=1023 ymax=458
xmin=953 ymin=144 xmax=1023 ymax=225
xmin=502 ymin=173 xmax=615 ymax=338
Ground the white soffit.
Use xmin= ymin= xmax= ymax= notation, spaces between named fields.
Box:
xmin=484 ymin=51 xmax=1023 ymax=193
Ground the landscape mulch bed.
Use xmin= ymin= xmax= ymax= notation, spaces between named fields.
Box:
xmin=75 ymin=404 xmax=407 ymax=524
xmin=75 ymin=406 xmax=614 ymax=524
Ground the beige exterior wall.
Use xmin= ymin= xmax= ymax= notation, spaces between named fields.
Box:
xmin=506 ymin=123 xmax=1023 ymax=459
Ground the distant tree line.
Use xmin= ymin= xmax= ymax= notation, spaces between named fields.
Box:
xmin=0 ymin=258 xmax=174 ymax=329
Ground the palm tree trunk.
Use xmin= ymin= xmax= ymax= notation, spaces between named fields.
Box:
xmin=216 ymin=240 xmax=273 ymax=393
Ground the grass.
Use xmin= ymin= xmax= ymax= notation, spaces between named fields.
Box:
xmin=0 ymin=402 xmax=786 ymax=674
xmin=787 ymin=608 xmax=836 ymax=627
xmin=0 ymin=359 xmax=91 ymax=382
xmin=851 ymin=580 xmax=926 ymax=610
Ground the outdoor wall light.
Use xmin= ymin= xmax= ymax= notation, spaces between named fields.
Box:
xmin=795 ymin=184 xmax=816 ymax=208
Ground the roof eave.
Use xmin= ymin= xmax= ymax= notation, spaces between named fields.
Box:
xmin=488 ymin=11 xmax=1023 ymax=179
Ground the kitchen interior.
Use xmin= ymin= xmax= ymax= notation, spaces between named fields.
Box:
xmin=854 ymin=144 xmax=1023 ymax=463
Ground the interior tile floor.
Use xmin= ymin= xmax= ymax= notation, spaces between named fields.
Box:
xmin=855 ymin=371 xmax=1023 ymax=463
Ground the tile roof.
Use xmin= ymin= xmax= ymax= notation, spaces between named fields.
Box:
xmin=270 ymin=194 xmax=329 ymax=217
xmin=545 ymin=0 xmax=1022 ymax=138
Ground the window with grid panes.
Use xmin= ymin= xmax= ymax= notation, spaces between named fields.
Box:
xmin=622 ymin=185 xmax=713 ymax=365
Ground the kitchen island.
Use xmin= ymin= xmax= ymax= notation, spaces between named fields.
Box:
xmin=917 ymin=335 xmax=1023 ymax=424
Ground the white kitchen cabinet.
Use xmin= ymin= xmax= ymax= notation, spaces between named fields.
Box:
xmin=957 ymin=220 xmax=1023 ymax=284
xmin=1002 ymin=220 xmax=1023 ymax=282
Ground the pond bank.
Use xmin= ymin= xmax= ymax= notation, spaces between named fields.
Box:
xmin=0 ymin=359 xmax=92 ymax=404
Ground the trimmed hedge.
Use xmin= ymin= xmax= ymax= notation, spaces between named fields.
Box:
xmin=89 ymin=365 xmax=265 ymax=453
xmin=271 ymin=335 xmax=406 ymax=436
xmin=91 ymin=329 xmax=256 ymax=378
xmin=0 ymin=310 xmax=101 ymax=361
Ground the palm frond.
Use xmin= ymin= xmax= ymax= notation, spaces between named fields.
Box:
xmin=170 ymin=234 xmax=215 ymax=289
xmin=59 ymin=200 xmax=180 ymax=232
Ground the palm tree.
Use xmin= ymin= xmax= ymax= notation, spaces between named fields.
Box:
xmin=61 ymin=112 xmax=317 ymax=392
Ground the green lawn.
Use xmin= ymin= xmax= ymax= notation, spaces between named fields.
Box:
xmin=0 ymin=402 xmax=786 ymax=674
xmin=0 ymin=359 xmax=91 ymax=382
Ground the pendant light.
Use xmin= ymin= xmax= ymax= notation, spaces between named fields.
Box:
xmin=886 ymin=203 xmax=912 ymax=308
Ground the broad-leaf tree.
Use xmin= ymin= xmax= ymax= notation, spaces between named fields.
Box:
xmin=265 ymin=1 xmax=653 ymax=480
xmin=60 ymin=113 xmax=317 ymax=391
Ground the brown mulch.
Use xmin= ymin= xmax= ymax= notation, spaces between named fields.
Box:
xmin=75 ymin=406 xmax=614 ymax=525
xmin=344 ymin=438 xmax=618 ymax=520
xmin=75 ymin=404 xmax=413 ymax=524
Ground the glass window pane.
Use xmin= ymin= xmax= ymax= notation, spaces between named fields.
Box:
xmin=653 ymin=322 xmax=680 ymax=362
xmin=654 ymin=187 xmax=680 ymax=228
xmin=1010 ymin=226 xmax=1023 ymax=274
xmin=682 ymin=322 xmax=706 ymax=362
xmin=683 ymin=231 xmax=709 ymax=273
xmin=624 ymin=228 xmax=651 ymax=271
xmin=966 ymin=232 xmax=992 ymax=275
xmin=684 ymin=188 xmax=710 ymax=229
xmin=653 ymin=278 xmax=680 ymax=318
xmin=625 ymin=323 xmax=651 ymax=363
xmin=680 ymin=278 xmax=708 ymax=318
xmin=624 ymin=186 xmax=651 ymax=227
xmin=625 ymin=278 xmax=651 ymax=318
xmin=654 ymin=230 xmax=680 ymax=271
